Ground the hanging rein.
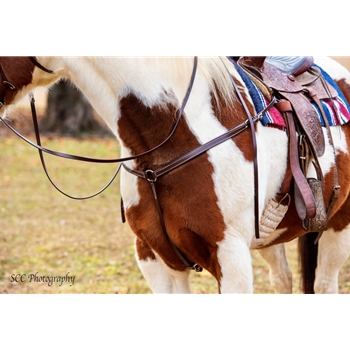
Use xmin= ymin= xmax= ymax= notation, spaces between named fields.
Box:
xmin=0 ymin=56 xmax=276 ymax=271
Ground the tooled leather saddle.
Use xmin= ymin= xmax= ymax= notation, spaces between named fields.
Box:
xmin=237 ymin=56 xmax=340 ymax=238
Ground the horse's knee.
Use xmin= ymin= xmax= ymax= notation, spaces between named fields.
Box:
xmin=257 ymin=244 xmax=293 ymax=294
xmin=135 ymin=238 xmax=191 ymax=293
xmin=314 ymin=276 xmax=338 ymax=294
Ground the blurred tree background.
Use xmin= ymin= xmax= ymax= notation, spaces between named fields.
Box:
xmin=41 ymin=80 xmax=111 ymax=137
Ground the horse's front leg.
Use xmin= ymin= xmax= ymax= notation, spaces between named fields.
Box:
xmin=135 ymin=237 xmax=191 ymax=294
xmin=256 ymin=244 xmax=293 ymax=293
xmin=216 ymin=233 xmax=254 ymax=293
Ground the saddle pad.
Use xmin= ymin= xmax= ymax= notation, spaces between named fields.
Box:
xmin=230 ymin=58 xmax=350 ymax=129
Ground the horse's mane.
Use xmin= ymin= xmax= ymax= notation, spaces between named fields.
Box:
xmin=198 ymin=57 xmax=237 ymax=106
xmin=81 ymin=56 xmax=238 ymax=110
xmin=142 ymin=57 xmax=237 ymax=107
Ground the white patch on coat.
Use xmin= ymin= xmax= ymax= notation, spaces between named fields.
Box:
xmin=136 ymin=251 xmax=191 ymax=293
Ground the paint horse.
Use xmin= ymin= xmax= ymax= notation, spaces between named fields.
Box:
xmin=0 ymin=56 xmax=349 ymax=293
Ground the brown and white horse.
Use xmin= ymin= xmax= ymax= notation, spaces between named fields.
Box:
xmin=1 ymin=56 xmax=350 ymax=293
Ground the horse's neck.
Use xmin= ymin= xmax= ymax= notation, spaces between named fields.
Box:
xmin=34 ymin=58 xmax=247 ymax=164
xmin=36 ymin=57 xmax=193 ymax=136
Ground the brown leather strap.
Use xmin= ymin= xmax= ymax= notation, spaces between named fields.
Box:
xmin=276 ymin=100 xmax=317 ymax=220
xmin=278 ymin=164 xmax=293 ymax=197
xmin=124 ymin=98 xmax=276 ymax=181
xmin=149 ymin=180 xmax=203 ymax=272
xmin=310 ymin=91 xmax=341 ymax=243
xmin=29 ymin=57 xmax=55 ymax=74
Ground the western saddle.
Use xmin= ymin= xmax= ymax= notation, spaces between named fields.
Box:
xmin=237 ymin=56 xmax=341 ymax=242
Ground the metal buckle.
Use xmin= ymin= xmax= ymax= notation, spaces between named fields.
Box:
xmin=145 ymin=169 xmax=157 ymax=183
xmin=192 ymin=264 xmax=203 ymax=272
xmin=3 ymin=81 xmax=16 ymax=90
xmin=255 ymin=111 xmax=264 ymax=122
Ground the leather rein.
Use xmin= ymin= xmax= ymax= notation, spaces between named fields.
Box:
xmin=0 ymin=57 xmax=199 ymax=199
xmin=0 ymin=56 xmax=276 ymax=271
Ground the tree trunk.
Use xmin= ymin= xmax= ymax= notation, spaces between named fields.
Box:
xmin=41 ymin=80 xmax=108 ymax=136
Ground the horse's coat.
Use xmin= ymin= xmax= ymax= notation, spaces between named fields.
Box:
xmin=1 ymin=56 xmax=350 ymax=293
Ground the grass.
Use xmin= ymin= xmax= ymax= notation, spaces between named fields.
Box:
xmin=0 ymin=134 xmax=349 ymax=294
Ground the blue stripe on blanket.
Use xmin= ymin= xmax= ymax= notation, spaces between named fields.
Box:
xmin=312 ymin=64 xmax=350 ymax=126
xmin=314 ymin=63 xmax=350 ymax=110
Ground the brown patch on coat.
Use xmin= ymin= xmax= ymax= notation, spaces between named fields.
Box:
xmin=135 ymin=237 xmax=156 ymax=261
xmin=0 ymin=57 xmax=34 ymax=105
xmin=335 ymin=79 xmax=350 ymax=104
xmin=118 ymin=92 xmax=226 ymax=281
xmin=211 ymin=77 xmax=257 ymax=162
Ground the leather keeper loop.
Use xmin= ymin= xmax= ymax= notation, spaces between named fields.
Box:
xmin=276 ymin=100 xmax=293 ymax=113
